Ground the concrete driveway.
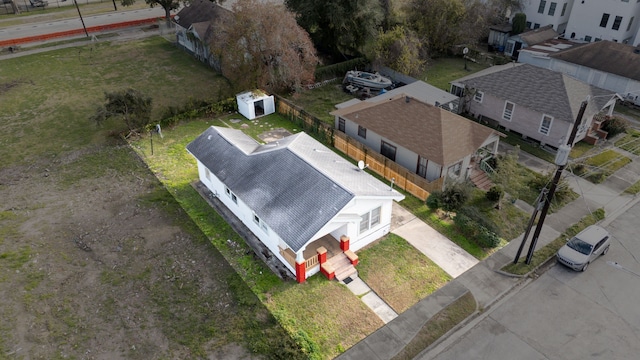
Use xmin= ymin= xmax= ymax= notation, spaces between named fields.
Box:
xmin=391 ymin=203 xmax=478 ymax=278
xmin=422 ymin=197 xmax=640 ymax=360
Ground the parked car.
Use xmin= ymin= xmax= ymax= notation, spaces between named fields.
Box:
xmin=29 ymin=0 xmax=48 ymax=7
xmin=557 ymin=225 xmax=611 ymax=271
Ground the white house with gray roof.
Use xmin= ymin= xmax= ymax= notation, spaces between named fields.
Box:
xmin=187 ymin=126 xmax=404 ymax=283
xmin=459 ymin=64 xmax=615 ymax=149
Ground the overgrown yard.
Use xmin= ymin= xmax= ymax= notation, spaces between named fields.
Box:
xmin=422 ymin=56 xmax=491 ymax=91
xmin=0 ymin=36 xmax=303 ymax=359
xmin=615 ymin=129 xmax=640 ymax=155
xmin=569 ymin=149 xmax=631 ymax=183
xmin=284 ymin=82 xmax=354 ymax=124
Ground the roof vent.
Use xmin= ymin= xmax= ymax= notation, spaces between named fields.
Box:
xmin=405 ymin=96 xmax=410 ymax=103
xmin=634 ymin=47 xmax=640 ymax=54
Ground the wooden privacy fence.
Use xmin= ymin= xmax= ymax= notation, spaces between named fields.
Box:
xmin=334 ymin=132 xmax=443 ymax=200
xmin=275 ymin=96 xmax=334 ymax=145
xmin=274 ymin=96 xmax=442 ymax=201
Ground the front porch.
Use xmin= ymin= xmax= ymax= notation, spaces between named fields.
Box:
xmin=279 ymin=234 xmax=359 ymax=283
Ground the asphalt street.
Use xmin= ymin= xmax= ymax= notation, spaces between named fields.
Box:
xmin=422 ymin=198 xmax=640 ymax=360
xmin=0 ymin=7 xmax=168 ymax=41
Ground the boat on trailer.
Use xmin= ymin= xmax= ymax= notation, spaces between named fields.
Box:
xmin=343 ymin=70 xmax=392 ymax=90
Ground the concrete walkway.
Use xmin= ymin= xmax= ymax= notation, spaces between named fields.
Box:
xmin=339 ymin=140 xmax=640 ymax=359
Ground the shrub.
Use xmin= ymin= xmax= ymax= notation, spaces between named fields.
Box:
xmin=426 ymin=190 xmax=443 ymax=210
xmin=457 ymin=206 xmax=499 ymax=235
xmin=602 ymin=116 xmax=629 ymax=138
xmin=440 ymin=182 xmax=470 ymax=212
xmin=486 ymin=185 xmax=504 ymax=202
xmin=527 ymin=172 xmax=573 ymax=205
xmin=453 ymin=212 xmax=501 ymax=248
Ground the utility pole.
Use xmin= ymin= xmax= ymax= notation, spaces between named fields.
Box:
xmin=514 ymin=99 xmax=589 ymax=265
xmin=73 ymin=0 xmax=89 ymax=38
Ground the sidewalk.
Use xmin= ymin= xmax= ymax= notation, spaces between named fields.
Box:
xmin=338 ymin=141 xmax=640 ymax=359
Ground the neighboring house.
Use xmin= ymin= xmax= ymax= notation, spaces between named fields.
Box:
xmin=546 ymin=41 xmax=640 ymax=106
xmin=564 ymin=0 xmax=640 ymax=45
xmin=187 ymin=126 xmax=404 ymax=283
xmin=174 ymin=0 xmax=233 ymax=71
xmin=516 ymin=0 xmax=640 ymax=45
xmin=505 ymin=24 xmax=558 ymax=59
xmin=459 ymin=64 xmax=615 ymax=149
xmin=515 ymin=0 xmax=574 ymax=35
xmin=330 ymin=94 xmax=503 ymax=187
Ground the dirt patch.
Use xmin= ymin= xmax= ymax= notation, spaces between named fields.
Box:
xmin=0 ymin=146 xmax=261 ymax=359
xmin=257 ymin=128 xmax=292 ymax=143
xmin=0 ymin=79 xmax=31 ymax=95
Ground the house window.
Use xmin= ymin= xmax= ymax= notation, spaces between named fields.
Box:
xmin=473 ymin=91 xmax=484 ymax=102
xmin=595 ymin=38 xmax=602 ymax=41
xmin=627 ymin=17 xmax=635 ymax=31
xmin=338 ymin=118 xmax=345 ymax=133
xmin=539 ymin=115 xmax=553 ymax=135
xmin=205 ymin=168 xmax=211 ymax=180
xmin=225 ymin=186 xmax=238 ymax=204
xmin=417 ymin=156 xmax=428 ymax=178
xmin=448 ymin=162 xmax=462 ymax=178
xmin=561 ymin=2 xmax=567 ymax=16
xmin=548 ymin=2 xmax=557 ymax=16
xmin=538 ymin=0 xmax=546 ymax=14
xmin=612 ymin=16 xmax=623 ymax=30
xmin=585 ymin=35 xmax=592 ymax=42
xmin=380 ymin=141 xmax=397 ymax=161
xmin=358 ymin=125 xmax=367 ymax=139
xmin=505 ymin=41 xmax=515 ymax=54
xmin=359 ymin=207 xmax=381 ymax=234
xmin=600 ymin=13 xmax=610 ymax=27
xmin=502 ymin=101 xmax=515 ymax=121
xmin=253 ymin=213 xmax=268 ymax=233
xmin=534 ymin=23 xmax=541 ymax=29
xmin=526 ymin=21 xmax=532 ymax=29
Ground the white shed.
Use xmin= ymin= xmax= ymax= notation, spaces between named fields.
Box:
xmin=236 ymin=90 xmax=275 ymax=120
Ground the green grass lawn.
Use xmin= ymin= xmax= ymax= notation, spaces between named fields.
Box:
xmin=615 ymin=129 xmax=640 ymax=155
xmin=569 ymin=149 xmax=632 ymax=183
xmin=422 ymin=57 xmax=491 ymax=91
xmin=284 ymin=83 xmax=354 ymax=124
xmin=357 ymin=234 xmax=451 ymax=313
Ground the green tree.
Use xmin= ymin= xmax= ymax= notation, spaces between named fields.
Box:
xmin=91 ymin=88 xmax=152 ymax=135
xmin=512 ymin=13 xmax=527 ymax=34
xmin=285 ymin=0 xmax=384 ymax=58
xmin=404 ymin=0 xmax=467 ymax=55
xmin=365 ymin=25 xmax=425 ymax=76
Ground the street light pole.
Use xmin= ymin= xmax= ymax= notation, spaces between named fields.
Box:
xmin=523 ymin=99 xmax=589 ymax=264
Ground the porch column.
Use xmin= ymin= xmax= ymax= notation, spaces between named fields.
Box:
xmin=491 ymin=139 xmax=499 ymax=154
xmin=317 ymin=247 xmax=327 ymax=264
xmin=340 ymin=235 xmax=350 ymax=251
xmin=295 ymin=251 xmax=306 ymax=284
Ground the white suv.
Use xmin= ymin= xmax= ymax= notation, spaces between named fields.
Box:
xmin=557 ymin=225 xmax=611 ymax=272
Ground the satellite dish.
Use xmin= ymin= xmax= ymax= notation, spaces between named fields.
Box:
xmin=463 ymin=47 xmax=469 ymax=55
xmin=358 ymin=160 xmax=365 ymax=170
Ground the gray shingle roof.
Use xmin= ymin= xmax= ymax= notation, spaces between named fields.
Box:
xmin=186 ymin=127 xmax=403 ymax=252
xmin=174 ymin=0 xmax=232 ymax=30
xmin=461 ymin=64 xmax=611 ymax=122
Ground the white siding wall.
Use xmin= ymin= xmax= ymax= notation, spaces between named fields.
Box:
xmin=549 ymin=59 xmax=640 ymax=105
xmin=518 ymin=0 xmax=575 ymax=33
xmin=565 ymin=0 xmax=640 ymax=43
xmin=195 ymin=161 xmax=296 ymax=275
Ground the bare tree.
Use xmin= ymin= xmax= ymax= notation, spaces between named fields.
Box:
xmin=211 ymin=0 xmax=318 ymax=92
xmin=91 ymin=88 xmax=153 ymax=136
